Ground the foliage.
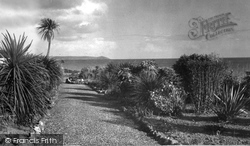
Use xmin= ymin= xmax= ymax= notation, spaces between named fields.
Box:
xmin=118 ymin=67 xmax=133 ymax=82
xmin=172 ymin=54 xmax=194 ymax=93
xmin=130 ymin=71 xmax=164 ymax=107
xmin=37 ymin=18 xmax=59 ymax=57
xmin=150 ymin=82 xmax=186 ymax=116
xmin=92 ymin=66 xmax=103 ymax=80
xmin=139 ymin=60 xmax=158 ymax=75
xmin=97 ymin=62 xmax=134 ymax=98
xmin=222 ymin=70 xmax=240 ymax=87
xmin=129 ymin=105 xmax=154 ymax=117
xmin=212 ymin=84 xmax=250 ymax=121
xmin=99 ymin=69 xmax=120 ymax=96
xmin=105 ymin=62 xmax=120 ymax=74
xmin=240 ymin=74 xmax=250 ymax=99
xmin=173 ymin=53 xmax=229 ymax=113
xmin=79 ymin=67 xmax=92 ymax=79
xmin=37 ymin=56 xmax=63 ymax=92
xmin=0 ymin=32 xmax=50 ymax=125
xmin=0 ymin=89 xmax=13 ymax=121
xmin=158 ymin=67 xmax=181 ymax=86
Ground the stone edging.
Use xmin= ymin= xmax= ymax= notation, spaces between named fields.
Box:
xmin=119 ymin=106 xmax=180 ymax=145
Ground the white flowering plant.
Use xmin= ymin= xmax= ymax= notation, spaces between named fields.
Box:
xmin=150 ymin=82 xmax=186 ymax=116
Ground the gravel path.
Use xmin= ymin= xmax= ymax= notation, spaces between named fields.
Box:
xmin=44 ymin=84 xmax=159 ymax=146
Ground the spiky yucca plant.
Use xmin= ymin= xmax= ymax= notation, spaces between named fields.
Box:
xmin=131 ymin=72 xmax=164 ymax=107
xmin=37 ymin=56 xmax=62 ymax=91
xmin=99 ymin=71 xmax=120 ymax=91
xmin=0 ymin=32 xmax=50 ymax=126
xmin=213 ymin=84 xmax=250 ymax=121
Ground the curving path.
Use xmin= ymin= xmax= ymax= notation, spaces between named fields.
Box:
xmin=44 ymin=83 xmax=159 ymax=146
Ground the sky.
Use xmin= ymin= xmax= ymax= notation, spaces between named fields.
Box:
xmin=1 ymin=0 xmax=250 ymax=59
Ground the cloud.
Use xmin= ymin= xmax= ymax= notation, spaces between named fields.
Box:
xmin=143 ymin=43 xmax=162 ymax=53
xmin=0 ymin=2 xmax=39 ymax=28
xmin=52 ymin=0 xmax=107 ymax=21
xmin=75 ymin=22 xmax=99 ymax=33
xmin=0 ymin=0 xmax=40 ymax=54
xmin=74 ymin=0 xmax=107 ymax=15
xmin=50 ymin=37 xmax=117 ymax=58
xmin=39 ymin=0 xmax=83 ymax=10
xmin=0 ymin=0 xmax=39 ymax=10
xmin=39 ymin=0 xmax=108 ymax=43
xmin=56 ymin=35 xmax=87 ymax=42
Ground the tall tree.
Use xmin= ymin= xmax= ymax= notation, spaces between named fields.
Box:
xmin=37 ymin=18 xmax=59 ymax=57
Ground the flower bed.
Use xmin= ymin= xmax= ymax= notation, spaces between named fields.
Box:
xmin=119 ymin=106 xmax=180 ymax=145
xmin=144 ymin=112 xmax=250 ymax=145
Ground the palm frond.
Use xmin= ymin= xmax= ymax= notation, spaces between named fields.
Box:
xmin=37 ymin=18 xmax=59 ymax=41
xmin=130 ymin=71 xmax=164 ymax=106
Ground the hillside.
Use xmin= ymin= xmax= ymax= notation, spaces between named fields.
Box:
xmin=52 ymin=56 xmax=110 ymax=60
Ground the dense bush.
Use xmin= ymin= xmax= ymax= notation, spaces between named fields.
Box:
xmin=139 ymin=60 xmax=158 ymax=75
xmin=99 ymin=63 xmax=119 ymax=87
xmin=130 ymin=71 xmax=165 ymax=109
xmin=117 ymin=67 xmax=133 ymax=103
xmin=0 ymin=32 xmax=62 ymax=126
xmin=150 ymin=82 xmax=186 ymax=116
xmin=158 ymin=67 xmax=181 ymax=87
xmin=96 ymin=62 xmax=135 ymax=100
xmin=78 ymin=67 xmax=91 ymax=79
xmin=173 ymin=53 xmax=229 ymax=113
xmin=90 ymin=60 xmax=185 ymax=116
xmin=37 ymin=56 xmax=63 ymax=91
xmin=222 ymin=70 xmax=240 ymax=87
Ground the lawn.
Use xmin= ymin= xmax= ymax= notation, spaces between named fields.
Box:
xmin=144 ymin=106 xmax=250 ymax=145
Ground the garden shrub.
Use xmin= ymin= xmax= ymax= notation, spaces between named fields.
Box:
xmin=150 ymin=82 xmax=186 ymax=116
xmin=98 ymin=62 xmax=135 ymax=101
xmin=0 ymin=32 xmax=54 ymax=126
xmin=36 ymin=56 xmax=63 ymax=91
xmin=172 ymin=54 xmax=193 ymax=94
xmin=105 ymin=62 xmax=120 ymax=74
xmin=99 ymin=71 xmax=119 ymax=90
xmin=212 ymin=84 xmax=250 ymax=121
xmin=158 ymin=67 xmax=181 ymax=87
xmin=95 ymin=63 xmax=122 ymax=99
xmin=0 ymin=31 xmax=62 ymax=127
xmin=240 ymin=74 xmax=250 ymax=105
xmin=130 ymin=71 xmax=165 ymax=110
xmin=79 ymin=67 xmax=92 ymax=79
xmin=94 ymin=60 xmax=186 ymax=116
xmin=173 ymin=53 xmax=229 ymax=113
xmin=117 ymin=67 xmax=133 ymax=103
xmin=139 ymin=60 xmax=158 ymax=76
xmin=92 ymin=66 xmax=104 ymax=80
xmin=222 ymin=70 xmax=240 ymax=87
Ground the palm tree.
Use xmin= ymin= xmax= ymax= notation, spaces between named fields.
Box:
xmin=37 ymin=18 xmax=59 ymax=57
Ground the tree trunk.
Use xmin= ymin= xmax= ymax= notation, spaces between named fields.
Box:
xmin=46 ymin=39 xmax=51 ymax=57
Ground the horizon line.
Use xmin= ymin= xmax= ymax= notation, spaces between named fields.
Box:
xmin=51 ymin=55 xmax=250 ymax=60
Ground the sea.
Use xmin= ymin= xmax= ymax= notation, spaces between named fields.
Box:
xmin=59 ymin=57 xmax=250 ymax=77
xmin=60 ymin=58 xmax=176 ymax=71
